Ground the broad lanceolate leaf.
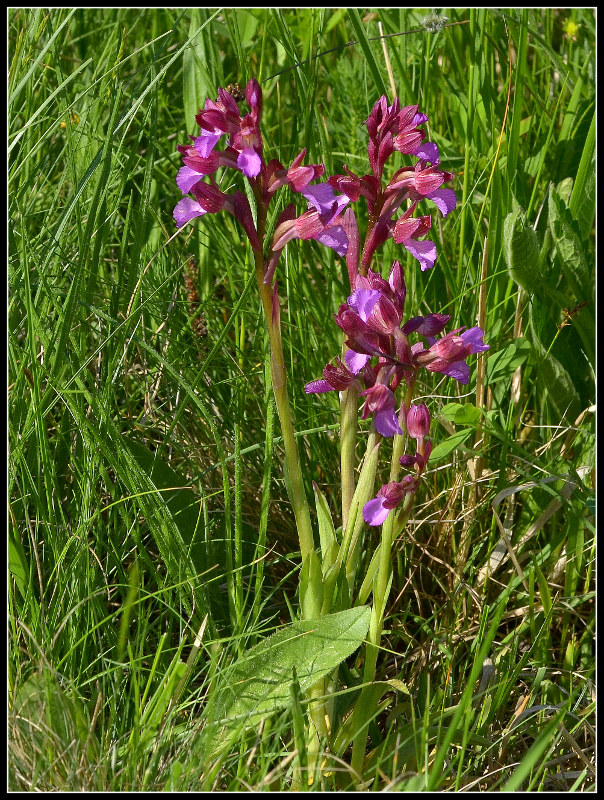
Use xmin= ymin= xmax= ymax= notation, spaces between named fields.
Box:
xmin=215 ymin=606 xmax=371 ymax=728
xmin=547 ymin=183 xmax=595 ymax=362
xmin=14 ymin=669 xmax=97 ymax=763
xmin=123 ymin=438 xmax=206 ymax=571
xmin=569 ymin=109 xmax=595 ymax=235
xmin=439 ymin=402 xmax=483 ymax=426
xmin=529 ymin=317 xmax=582 ymax=423
xmin=503 ymin=208 xmax=541 ymax=293
xmin=9 ymin=533 xmax=30 ymax=600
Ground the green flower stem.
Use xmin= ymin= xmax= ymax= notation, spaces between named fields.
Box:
xmin=317 ymin=428 xmax=382 ymax=769
xmin=251 ymin=194 xmax=315 ymax=567
xmin=349 ymin=493 xmax=414 ymax=778
xmin=349 ymin=383 xmax=415 ymax=778
xmin=251 ymin=195 xmax=323 ymax=774
xmin=255 ymin=268 xmax=315 ymax=566
xmin=334 ymin=430 xmax=381 ymax=581
xmin=339 ymin=383 xmax=359 ymax=531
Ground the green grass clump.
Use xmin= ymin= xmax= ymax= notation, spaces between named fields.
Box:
xmin=9 ymin=8 xmax=594 ymax=791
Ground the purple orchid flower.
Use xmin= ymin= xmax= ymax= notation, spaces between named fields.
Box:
xmin=305 ymin=258 xmax=488 ymax=434
xmin=270 ymin=182 xmax=351 ymax=258
xmin=363 ymin=476 xmax=419 ymax=526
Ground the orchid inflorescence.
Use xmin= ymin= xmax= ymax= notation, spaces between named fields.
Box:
xmin=174 ymin=76 xmax=489 ymax=772
xmin=304 ymin=259 xmax=488 ymax=524
xmin=174 ymin=77 xmax=487 ymax=532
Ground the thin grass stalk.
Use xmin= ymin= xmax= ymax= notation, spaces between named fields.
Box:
xmin=457 ymin=7 xmax=478 ymax=273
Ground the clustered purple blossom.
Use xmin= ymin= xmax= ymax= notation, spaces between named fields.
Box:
xmin=303 ymin=260 xmax=488 ymax=524
xmin=173 ymin=79 xmax=351 ymax=267
xmin=363 ymin=402 xmax=432 ymax=526
xmin=173 ymin=80 xmax=456 ymax=276
xmin=173 ymin=79 xmax=488 ymax=529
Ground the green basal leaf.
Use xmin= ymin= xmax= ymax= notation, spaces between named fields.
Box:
xmin=215 ymin=606 xmax=371 ymax=728
xmin=571 ymin=167 xmax=595 ymax=240
xmin=313 ymin=482 xmax=338 ymax=572
xmin=14 ymin=669 xmax=96 ymax=761
xmin=9 ymin=534 xmax=29 ymax=600
xmin=569 ymin=109 xmax=595 ymax=233
xmin=529 ymin=316 xmax=582 ymax=423
xmin=124 ymin=438 xmax=205 ymax=569
xmin=300 ymin=549 xmax=324 ymax=620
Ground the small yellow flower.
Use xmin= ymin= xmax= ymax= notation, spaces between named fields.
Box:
xmin=562 ymin=19 xmax=580 ymax=42
xmin=60 ymin=112 xmax=80 ymax=129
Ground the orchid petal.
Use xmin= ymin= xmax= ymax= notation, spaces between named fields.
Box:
xmin=403 ymin=238 xmax=437 ymax=271
xmin=436 ymin=360 xmax=470 ymax=384
xmin=375 ymin=407 xmax=404 ymax=437
xmin=304 ymin=379 xmax=335 ymax=394
xmin=348 ymin=288 xmax=382 ymax=322
xmin=345 ymin=350 xmax=371 ymax=374
xmin=237 ymin=147 xmax=262 ymax=178
xmin=414 ymin=141 xmax=439 ymax=163
xmin=173 ymin=197 xmax=206 ymax=227
xmin=194 ymin=131 xmax=223 ymax=158
xmin=302 ymin=183 xmax=337 ymax=214
xmin=176 ymin=166 xmax=203 ymax=194
xmin=428 ymin=187 xmax=457 ymax=217
xmin=363 ymin=496 xmax=391 ymax=526
xmin=314 ymin=226 xmax=348 ymax=257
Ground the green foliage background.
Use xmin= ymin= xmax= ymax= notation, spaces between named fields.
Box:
xmin=9 ymin=8 xmax=594 ymax=791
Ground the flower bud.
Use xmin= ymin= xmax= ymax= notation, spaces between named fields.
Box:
xmin=420 ymin=333 xmax=467 ymax=363
xmin=406 ymin=403 xmax=431 ymax=439
xmin=322 ymin=359 xmax=356 ymax=391
xmin=368 ymin=294 xmax=401 ymax=334
xmin=245 ymin=78 xmax=262 ymax=112
xmin=379 ymin=475 xmax=418 ymax=507
xmin=388 ymin=260 xmax=406 ymax=312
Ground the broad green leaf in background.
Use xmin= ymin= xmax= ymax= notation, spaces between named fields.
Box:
xmin=485 ymin=338 xmax=531 ymax=384
xmin=429 ymin=429 xmax=475 ymax=462
xmin=124 ymin=438 xmax=206 ymax=570
xmin=569 ymin=109 xmax=595 ymax=235
xmin=431 ymin=403 xmax=485 ymax=463
xmin=13 ymin=669 xmax=97 ymax=766
xmin=548 ymin=183 xmax=593 ymax=302
xmin=8 ymin=534 xmax=30 ymax=601
xmin=503 ymin=208 xmax=541 ymax=294
xmin=528 ymin=325 xmax=582 ymax=424
xmin=439 ymin=402 xmax=483 ymax=426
